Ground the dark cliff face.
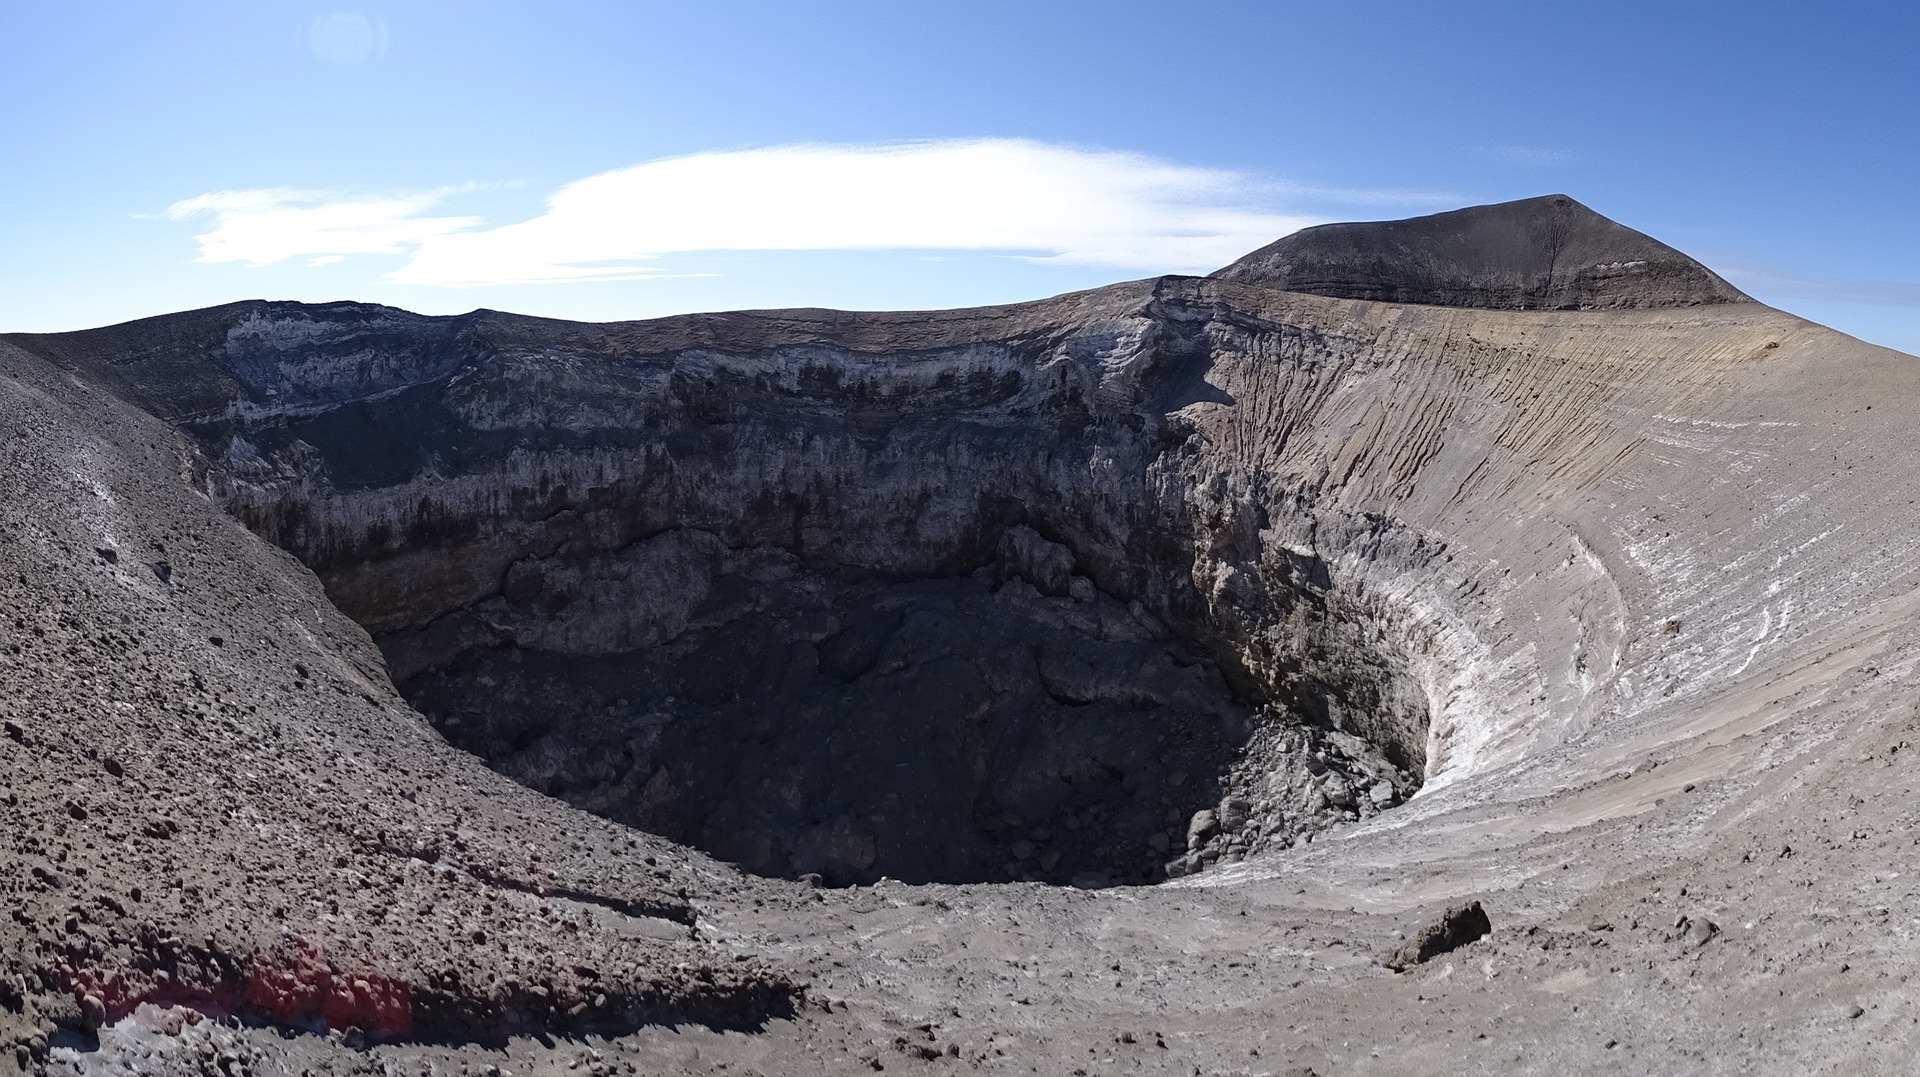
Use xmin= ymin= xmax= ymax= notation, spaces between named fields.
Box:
xmin=1212 ymin=194 xmax=1753 ymax=310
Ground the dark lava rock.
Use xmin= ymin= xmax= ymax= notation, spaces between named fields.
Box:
xmin=1382 ymin=900 xmax=1493 ymax=971
xmin=1213 ymin=194 xmax=1752 ymax=311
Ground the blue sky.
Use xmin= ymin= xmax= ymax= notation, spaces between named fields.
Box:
xmin=2 ymin=2 xmax=1916 ymax=353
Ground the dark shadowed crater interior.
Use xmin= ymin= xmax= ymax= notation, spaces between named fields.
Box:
xmin=375 ymin=523 xmax=1422 ymax=889
xmin=398 ymin=554 xmax=1254 ymax=888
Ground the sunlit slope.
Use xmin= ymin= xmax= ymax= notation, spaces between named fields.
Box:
xmin=1185 ymin=278 xmax=1918 ymax=864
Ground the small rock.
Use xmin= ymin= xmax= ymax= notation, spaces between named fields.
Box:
xmin=142 ymin=817 xmax=180 ymax=839
xmin=1217 ymin=798 xmax=1252 ymax=831
xmin=1382 ymin=900 xmax=1494 ymax=971
xmin=1186 ymin=810 xmax=1220 ymax=851
xmin=1369 ymin=781 xmax=1396 ymax=806
xmin=1147 ymin=831 xmax=1171 ymax=854
xmin=1683 ymin=916 xmax=1718 ymax=949
xmin=1010 ymin=840 xmax=1036 ymax=860
xmin=1320 ymin=776 xmax=1354 ymax=808
xmin=997 ymin=525 xmax=1075 ymax=597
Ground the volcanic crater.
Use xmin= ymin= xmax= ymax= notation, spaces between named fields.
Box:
xmin=35 ymin=265 xmax=1447 ymax=890
xmin=8 ymin=194 xmax=1914 ymax=1074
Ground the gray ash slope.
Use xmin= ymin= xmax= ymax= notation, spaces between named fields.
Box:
xmin=0 ymin=330 xmax=796 ymax=1062
xmin=6 ymin=195 xmax=1920 ymax=1074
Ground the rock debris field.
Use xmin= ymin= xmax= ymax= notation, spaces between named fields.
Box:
xmin=5 ymin=195 xmax=1920 ymax=1073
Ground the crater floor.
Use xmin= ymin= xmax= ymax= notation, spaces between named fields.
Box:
xmin=5 ymin=196 xmax=1920 ymax=1074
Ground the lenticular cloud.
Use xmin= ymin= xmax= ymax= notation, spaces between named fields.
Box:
xmin=164 ymin=188 xmax=478 ymax=268
xmin=167 ymin=140 xmax=1323 ymax=286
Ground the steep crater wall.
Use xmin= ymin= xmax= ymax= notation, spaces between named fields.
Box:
xmin=21 ymin=290 xmax=1451 ymax=887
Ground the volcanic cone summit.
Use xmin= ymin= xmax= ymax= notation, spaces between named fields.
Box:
xmin=1214 ymin=193 xmax=1753 ymax=310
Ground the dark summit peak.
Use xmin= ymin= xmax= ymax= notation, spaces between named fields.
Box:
xmin=1211 ymin=194 xmax=1752 ymax=311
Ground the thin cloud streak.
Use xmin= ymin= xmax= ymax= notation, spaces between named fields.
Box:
xmin=163 ymin=140 xmax=1446 ymax=287
xmin=1723 ymin=264 xmax=1920 ymax=308
xmin=1259 ymin=182 xmax=1464 ymax=209
xmin=1491 ymin=144 xmax=1581 ymax=168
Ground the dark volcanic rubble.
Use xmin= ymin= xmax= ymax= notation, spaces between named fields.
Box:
xmin=5 ymin=196 xmax=1920 ymax=1074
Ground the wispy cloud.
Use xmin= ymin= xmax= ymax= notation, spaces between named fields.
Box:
xmin=1720 ymin=263 xmax=1920 ymax=308
xmin=1262 ymin=182 xmax=1463 ymax=209
xmin=308 ymin=13 xmax=388 ymax=66
xmin=163 ymin=140 xmax=1425 ymax=286
xmin=1490 ymin=144 xmax=1581 ymax=169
